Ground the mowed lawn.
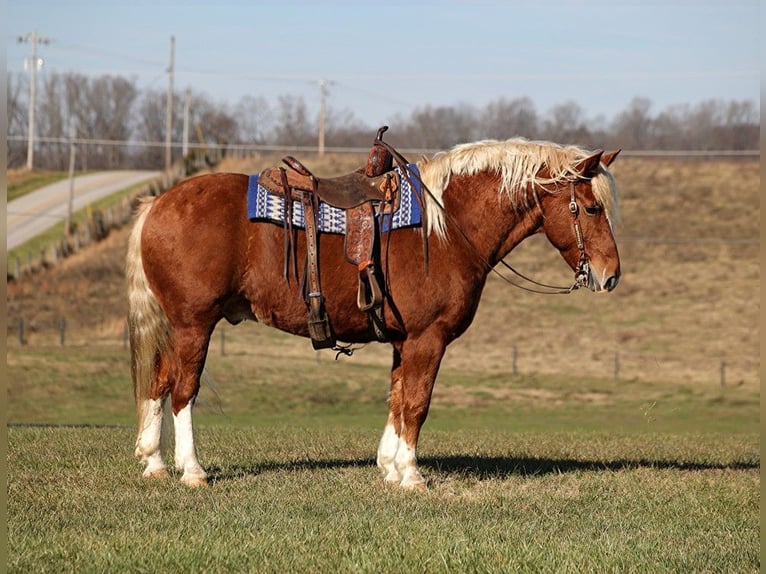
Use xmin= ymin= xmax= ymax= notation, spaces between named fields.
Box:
xmin=6 ymin=340 xmax=760 ymax=573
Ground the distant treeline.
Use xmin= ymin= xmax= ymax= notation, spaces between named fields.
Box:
xmin=6 ymin=71 xmax=760 ymax=171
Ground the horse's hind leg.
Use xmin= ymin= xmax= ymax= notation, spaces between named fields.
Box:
xmin=135 ymin=395 xmax=169 ymax=478
xmin=135 ymin=351 xmax=173 ymax=479
xmin=169 ymin=325 xmax=214 ymax=487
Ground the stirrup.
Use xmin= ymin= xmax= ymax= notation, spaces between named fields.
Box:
xmin=307 ymin=293 xmax=335 ymax=350
xmin=357 ymin=261 xmax=384 ymax=313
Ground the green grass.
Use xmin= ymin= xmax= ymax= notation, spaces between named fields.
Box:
xmin=7 ymin=426 xmax=759 ymax=573
xmin=6 ymin=337 xmax=760 ymax=572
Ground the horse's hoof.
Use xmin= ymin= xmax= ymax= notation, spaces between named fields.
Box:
xmin=400 ymin=471 xmax=428 ymax=492
xmin=181 ymin=475 xmax=209 ymax=488
xmin=142 ymin=468 xmax=170 ymax=479
xmin=381 ymin=470 xmax=402 ymax=486
xmin=401 ymin=480 xmax=428 ymax=492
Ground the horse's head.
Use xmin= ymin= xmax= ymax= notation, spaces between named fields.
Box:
xmin=537 ymin=150 xmax=621 ymax=292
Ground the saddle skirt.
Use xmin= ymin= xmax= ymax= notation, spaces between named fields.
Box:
xmin=247 ymin=164 xmax=423 ymax=233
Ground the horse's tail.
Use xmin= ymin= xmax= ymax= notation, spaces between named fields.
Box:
xmin=126 ymin=197 xmax=170 ymax=438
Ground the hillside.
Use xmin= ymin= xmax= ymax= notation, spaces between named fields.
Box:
xmin=6 ymin=154 xmax=760 ymax=389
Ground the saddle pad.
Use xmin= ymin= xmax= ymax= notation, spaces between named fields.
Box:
xmin=247 ymin=164 xmax=422 ymax=234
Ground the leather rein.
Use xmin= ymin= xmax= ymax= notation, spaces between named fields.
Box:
xmin=377 ymin=138 xmax=591 ymax=295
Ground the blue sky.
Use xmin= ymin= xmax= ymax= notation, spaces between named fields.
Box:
xmin=6 ymin=0 xmax=761 ymax=128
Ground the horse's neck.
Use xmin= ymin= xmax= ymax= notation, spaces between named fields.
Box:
xmin=442 ymin=174 xmax=541 ymax=267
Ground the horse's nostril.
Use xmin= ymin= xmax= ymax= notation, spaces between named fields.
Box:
xmin=604 ymin=275 xmax=618 ymax=291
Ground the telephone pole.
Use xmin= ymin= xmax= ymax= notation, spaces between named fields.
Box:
xmin=18 ymin=31 xmax=51 ymax=170
xmin=318 ymin=79 xmax=327 ymax=155
xmin=318 ymin=79 xmax=332 ymax=156
xmin=165 ymin=35 xmax=175 ymax=182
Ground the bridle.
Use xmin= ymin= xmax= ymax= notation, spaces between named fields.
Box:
xmin=375 ymin=136 xmax=592 ymax=295
xmin=483 ymin=180 xmax=590 ymax=294
xmin=567 ymin=180 xmax=591 ymax=291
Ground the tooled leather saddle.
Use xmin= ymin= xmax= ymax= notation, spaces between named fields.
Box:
xmin=256 ymin=126 xmax=422 ymax=350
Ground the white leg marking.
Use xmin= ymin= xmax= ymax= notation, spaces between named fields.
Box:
xmin=135 ymin=398 xmax=168 ymax=478
xmin=395 ymin=437 xmax=425 ymax=490
xmin=376 ymin=418 xmax=402 ymax=485
xmin=173 ymin=402 xmax=208 ymax=486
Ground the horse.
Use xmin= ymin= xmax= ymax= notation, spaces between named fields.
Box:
xmin=126 ymin=137 xmax=621 ymax=490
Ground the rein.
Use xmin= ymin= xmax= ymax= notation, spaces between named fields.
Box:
xmin=376 ymin=136 xmax=589 ymax=295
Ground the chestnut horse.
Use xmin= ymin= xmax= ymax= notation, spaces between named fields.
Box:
xmin=127 ymin=138 xmax=621 ymax=489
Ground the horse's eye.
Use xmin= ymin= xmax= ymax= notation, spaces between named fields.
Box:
xmin=584 ymin=205 xmax=601 ymax=216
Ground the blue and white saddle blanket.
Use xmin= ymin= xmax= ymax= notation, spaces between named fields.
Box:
xmin=247 ymin=164 xmax=422 ymax=234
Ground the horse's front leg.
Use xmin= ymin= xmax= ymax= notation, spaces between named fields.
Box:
xmin=377 ymin=347 xmax=403 ymax=485
xmin=377 ymin=334 xmax=445 ymax=490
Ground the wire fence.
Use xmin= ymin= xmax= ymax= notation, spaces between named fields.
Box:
xmin=7 ymin=316 xmax=753 ymax=393
xmin=6 ymin=134 xmax=761 ymax=160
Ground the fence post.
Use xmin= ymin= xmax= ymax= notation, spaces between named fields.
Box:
xmin=720 ymin=361 xmax=726 ymax=388
xmin=18 ymin=318 xmax=25 ymax=346
xmin=59 ymin=318 xmax=66 ymax=346
xmin=512 ymin=344 xmax=518 ymax=376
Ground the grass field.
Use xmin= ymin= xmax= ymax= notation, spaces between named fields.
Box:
xmin=7 ymin=331 xmax=760 ymax=572
xmin=5 ymin=155 xmax=761 ymax=572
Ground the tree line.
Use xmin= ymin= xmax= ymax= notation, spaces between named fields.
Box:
xmin=6 ymin=71 xmax=759 ymax=171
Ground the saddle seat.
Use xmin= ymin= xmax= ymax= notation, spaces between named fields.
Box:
xmin=257 ymin=157 xmax=399 ymax=210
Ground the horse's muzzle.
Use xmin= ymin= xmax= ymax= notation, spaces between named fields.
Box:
xmin=589 ymin=269 xmax=620 ymax=292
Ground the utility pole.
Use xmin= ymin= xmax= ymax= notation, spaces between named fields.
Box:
xmin=182 ymin=88 xmax=191 ymax=159
xmin=165 ymin=35 xmax=175 ymax=183
xmin=18 ymin=31 xmax=51 ymax=170
xmin=318 ymin=79 xmax=328 ymax=155
xmin=65 ymin=126 xmax=76 ymax=237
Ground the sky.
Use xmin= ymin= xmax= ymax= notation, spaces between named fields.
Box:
xmin=5 ymin=0 xmax=761 ymax=129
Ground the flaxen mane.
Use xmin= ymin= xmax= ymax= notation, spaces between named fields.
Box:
xmin=416 ymin=138 xmax=620 ymax=239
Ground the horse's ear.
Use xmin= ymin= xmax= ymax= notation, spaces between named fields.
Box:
xmin=601 ymin=149 xmax=621 ymax=167
xmin=574 ymin=150 xmax=604 ymax=178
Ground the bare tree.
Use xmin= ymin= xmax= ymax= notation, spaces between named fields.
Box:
xmin=611 ymin=97 xmax=653 ymax=150
xmin=91 ymin=75 xmax=137 ymax=168
xmin=6 ymin=67 xmax=760 ymax=172
xmin=481 ymin=97 xmax=539 ymax=140
xmin=133 ymin=89 xmax=167 ymax=169
xmin=398 ymin=103 xmax=480 ymax=149
xmin=272 ymin=95 xmax=315 ymax=147
xmin=36 ymin=72 xmax=69 ymax=169
xmin=717 ymin=99 xmax=759 ymax=150
xmin=7 ymin=72 xmax=28 ymax=168
xmin=542 ymin=101 xmax=592 ymax=147
xmin=324 ymin=107 xmax=371 ymax=148
xmin=234 ymin=95 xmax=273 ymax=144
xmin=191 ymin=95 xmax=238 ymax=157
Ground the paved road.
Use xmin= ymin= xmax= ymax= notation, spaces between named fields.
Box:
xmin=6 ymin=170 xmax=160 ymax=251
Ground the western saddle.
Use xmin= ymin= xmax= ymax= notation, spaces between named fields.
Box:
xmin=257 ymin=126 xmax=418 ymax=350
